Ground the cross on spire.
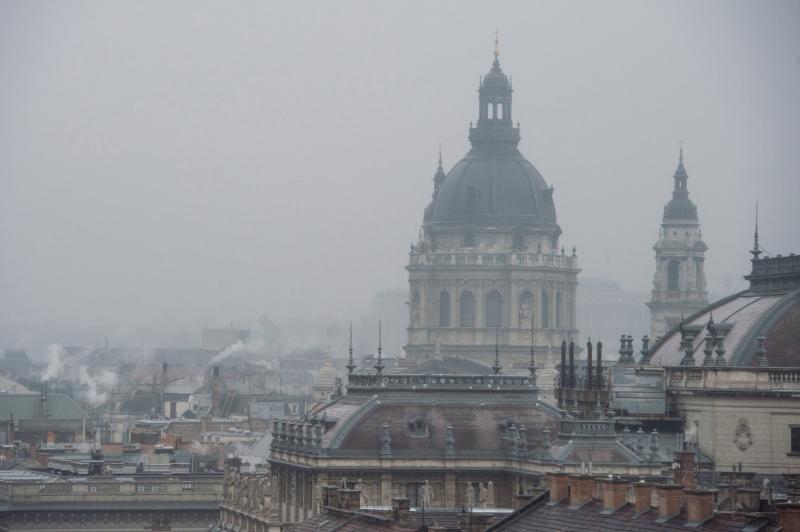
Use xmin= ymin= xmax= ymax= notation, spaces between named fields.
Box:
xmin=679 ymin=140 xmax=684 ymax=163
xmin=346 ymin=321 xmax=356 ymax=374
xmin=750 ymin=201 xmax=762 ymax=259
xmin=494 ymin=30 xmax=500 ymax=58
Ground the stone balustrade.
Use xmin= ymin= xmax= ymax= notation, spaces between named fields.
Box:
xmin=665 ymin=366 xmax=800 ymax=393
xmin=408 ymin=251 xmax=577 ymax=269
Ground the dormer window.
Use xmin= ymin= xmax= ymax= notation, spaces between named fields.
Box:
xmin=464 ymin=233 xmax=476 ymax=247
xmin=513 ymin=235 xmax=525 ymax=250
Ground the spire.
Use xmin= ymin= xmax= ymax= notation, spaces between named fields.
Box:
xmin=374 ymin=320 xmax=384 ymax=375
xmin=433 ymin=145 xmax=446 ymax=196
xmin=346 ymin=322 xmax=356 ymax=374
xmin=492 ymin=326 xmax=502 ymax=375
xmin=493 ymin=29 xmax=500 ymax=67
xmin=750 ymin=202 xmax=762 ymax=259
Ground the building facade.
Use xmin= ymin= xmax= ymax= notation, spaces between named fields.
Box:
xmin=405 ymin=44 xmax=579 ymax=382
xmin=647 ymin=148 xmax=708 ymax=339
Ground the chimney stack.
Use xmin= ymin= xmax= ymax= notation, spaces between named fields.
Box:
xmin=569 ymin=475 xmax=594 ymax=508
xmin=633 ymin=481 xmax=654 ymax=515
xmin=392 ymin=497 xmax=411 ymax=524
xmin=599 ymin=477 xmax=628 ymax=513
xmin=339 ymin=488 xmax=361 ymax=512
xmin=673 ymin=450 xmax=696 ymax=487
xmin=547 ymin=472 xmax=570 ymax=504
xmin=160 ymin=362 xmax=168 ymax=386
xmin=685 ymin=488 xmax=716 ymax=526
xmin=40 ymin=381 xmax=48 ymax=418
xmin=655 ymin=484 xmax=684 ymax=522
xmin=776 ymin=502 xmax=800 ymax=532
xmin=211 ymin=366 xmax=222 ymax=415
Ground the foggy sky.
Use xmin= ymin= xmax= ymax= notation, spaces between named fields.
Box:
xmin=1 ymin=1 xmax=799 ymax=355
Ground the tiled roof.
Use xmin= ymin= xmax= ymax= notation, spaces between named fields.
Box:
xmin=486 ymin=494 xmax=770 ymax=531
xmin=0 ymin=394 xmax=86 ymax=421
xmin=284 ymin=508 xmax=415 ymax=532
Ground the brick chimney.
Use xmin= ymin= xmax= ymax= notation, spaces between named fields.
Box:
xmin=633 ymin=481 xmax=654 ymax=515
xmin=339 ymin=488 xmax=361 ymax=512
xmin=160 ymin=362 xmax=168 ymax=386
xmin=569 ymin=475 xmax=594 ymax=508
xmin=776 ymin=503 xmax=800 ymax=532
xmin=211 ymin=366 xmax=222 ymax=415
xmin=392 ymin=497 xmax=411 ymax=524
xmin=655 ymin=484 xmax=684 ymax=522
xmin=547 ymin=472 xmax=570 ymax=504
xmin=599 ymin=478 xmax=628 ymax=513
xmin=685 ymin=488 xmax=715 ymax=525
xmin=673 ymin=450 xmax=695 ymax=487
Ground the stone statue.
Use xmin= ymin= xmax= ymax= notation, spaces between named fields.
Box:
xmin=478 ymin=483 xmax=489 ymax=508
xmin=487 ymin=481 xmax=495 ymax=508
xmin=420 ymin=480 xmax=433 ymax=508
xmin=259 ymin=476 xmax=271 ymax=512
xmin=236 ymin=473 xmax=248 ymax=507
xmin=466 ymin=484 xmax=475 ymax=508
xmin=356 ymin=478 xmax=368 ymax=507
xmin=248 ymin=476 xmax=260 ymax=511
xmin=312 ymin=480 xmax=323 ymax=514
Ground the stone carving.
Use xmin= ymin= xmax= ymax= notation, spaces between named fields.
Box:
xmin=478 ymin=483 xmax=489 ymax=508
xmin=312 ymin=480 xmax=323 ymax=514
xmin=356 ymin=478 xmax=368 ymax=507
xmin=487 ymin=481 xmax=495 ymax=508
xmin=734 ymin=418 xmax=753 ymax=451
xmin=419 ymin=480 xmax=433 ymax=508
xmin=519 ymin=292 xmax=533 ymax=326
xmin=466 ymin=484 xmax=475 ymax=507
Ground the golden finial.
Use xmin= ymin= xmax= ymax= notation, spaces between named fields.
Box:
xmin=494 ymin=29 xmax=500 ymax=58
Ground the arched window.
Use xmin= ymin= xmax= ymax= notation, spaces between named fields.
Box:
xmin=411 ymin=291 xmax=420 ymax=327
xmin=459 ymin=291 xmax=476 ymax=328
xmin=518 ymin=291 xmax=534 ymax=328
xmin=667 ymin=260 xmax=680 ymax=291
xmin=497 ymin=102 xmax=503 ymax=120
xmin=439 ymin=291 xmax=451 ymax=327
xmin=485 ymin=291 xmax=503 ymax=327
xmin=541 ymin=290 xmax=550 ymax=328
xmin=556 ymin=292 xmax=562 ymax=328
xmin=488 ymin=103 xmax=494 ymax=119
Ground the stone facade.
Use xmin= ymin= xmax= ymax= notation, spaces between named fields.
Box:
xmin=405 ymin=46 xmax=579 ymax=385
xmin=647 ymin=148 xmax=708 ymax=339
xmin=666 ymin=366 xmax=800 ymax=474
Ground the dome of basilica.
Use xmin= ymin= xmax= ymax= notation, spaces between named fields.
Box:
xmin=424 ymin=50 xmax=559 ymax=232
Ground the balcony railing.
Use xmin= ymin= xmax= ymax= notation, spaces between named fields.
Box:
xmin=409 ymin=252 xmax=577 ymax=269
xmin=665 ymin=366 xmax=800 ymax=393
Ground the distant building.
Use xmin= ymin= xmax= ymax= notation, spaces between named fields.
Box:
xmin=647 ymin=148 xmax=708 ymax=338
xmin=405 ymin=42 xmax=579 ymax=380
xmin=0 ymin=389 xmax=87 ymax=445
xmin=202 ymin=327 xmax=250 ymax=350
xmin=576 ymin=277 xmax=649 ymax=351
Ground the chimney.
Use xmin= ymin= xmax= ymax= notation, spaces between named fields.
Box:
xmin=392 ymin=497 xmax=411 ymax=524
xmin=586 ymin=341 xmax=593 ymax=390
xmin=160 ymin=362 xmax=168 ymax=386
xmin=548 ymin=472 xmax=570 ymax=504
xmin=40 ymin=381 xmax=48 ymax=418
xmin=568 ymin=340 xmax=576 ymax=388
xmin=776 ymin=502 xmax=800 ymax=532
xmin=322 ymin=485 xmax=339 ymax=508
xmin=569 ymin=475 xmax=594 ymax=508
xmin=633 ymin=481 xmax=654 ymax=515
xmin=685 ymin=488 xmax=715 ymax=526
xmin=211 ymin=366 xmax=222 ymax=415
xmin=7 ymin=412 xmax=14 ymax=443
xmin=339 ymin=488 xmax=361 ymax=512
xmin=599 ymin=478 xmax=628 ymax=513
xmin=673 ymin=450 xmax=696 ymax=487
xmin=655 ymin=484 xmax=684 ymax=522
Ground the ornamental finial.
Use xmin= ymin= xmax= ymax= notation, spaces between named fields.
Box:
xmin=494 ymin=29 xmax=500 ymax=59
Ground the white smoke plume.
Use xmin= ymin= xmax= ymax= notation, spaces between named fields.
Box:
xmin=42 ymin=344 xmax=66 ymax=381
xmin=210 ymin=339 xmax=265 ymax=365
xmin=78 ymin=366 xmax=119 ymax=406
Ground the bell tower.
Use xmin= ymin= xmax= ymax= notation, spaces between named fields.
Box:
xmin=647 ymin=146 xmax=708 ymax=339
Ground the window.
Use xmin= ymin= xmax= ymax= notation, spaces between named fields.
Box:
xmin=464 ymin=233 xmax=476 ymax=247
xmin=518 ymin=292 xmax=534 ymax=328
xmin=485 ymin=291 xmax=503 ymax=327
xmin=497 ymin=102 xmax=503 ymax=120
xmin=556 ymin=292 xmax=562 ymax=328
xmin=791 ymin=426 xmax=800 ymax=454
xmin=439 ymin=291 xmax=451 ymax=327
xmin=541 ymin=290 xmax=550 ymax=328
xmin=513 ymin=235 xmax=525 ymax=250
xmin=668 ymin=260 xmax=680 ymax=291
xmin=488 ymin=103 xmax=494 ymax=119
xmin=460 ymin=291 xmax=476 ymax=327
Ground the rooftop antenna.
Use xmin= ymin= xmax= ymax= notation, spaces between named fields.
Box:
xmin=493 ymin=326 xmax=502 ymax=375
xmin=750 ymin=202 xmax=762 ymax=259
xmin=346 ymin=322 xmax=356 ymax=375
xmin=374 ymin=319 xmax=384 ymax=375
